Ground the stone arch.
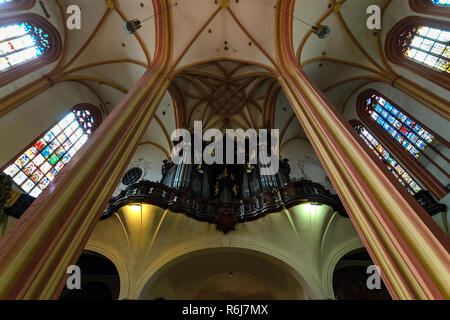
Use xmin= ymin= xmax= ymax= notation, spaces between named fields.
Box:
xmin=135 ymin=246 xmax=321 ymax=300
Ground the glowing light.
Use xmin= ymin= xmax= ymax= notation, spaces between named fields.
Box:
xmin=304 ymin=203 xmax=322 ymax=215
xmin=3 ymin=108 xmax=96 ymax=198
xmin=399 ymin=24 xmax=449 ymax=73
xmin=431 ymin=0 xmax=449 ymax=5
xmin=129 ymin=204 xmax=142 ymax=213
xmin=0 ymin=22 xmax=51 ymax=72
xmin=364 ymin=93 xmax=435 ymax=159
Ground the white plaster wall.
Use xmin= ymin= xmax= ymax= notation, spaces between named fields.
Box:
xmin=282 ymin=139 xmax=336 ymax=193
xmin=111 ymin=144 xmax=168 ymax=197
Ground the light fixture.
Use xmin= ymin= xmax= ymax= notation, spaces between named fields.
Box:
xmin=311 ymin=25 xmax=331 ymax=40
xmin=124 ymin=19 xmax=143 ymax=34
xmin=123 ymin=1 xmax=178 ymax=34
xmin=129 ymin=203 xmax=142 ymax=213
xmin=292 ymin=16 xmax=331 ymax=40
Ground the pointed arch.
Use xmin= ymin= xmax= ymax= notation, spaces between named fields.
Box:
xmin=0 ymin=13 xmax=62 ymax=86
xmin=1 ymin=104 xmax=102 ymax=198
xmin=350 ymin=119 xmax=423 ymax=196
xmin=356 ymin=89 xmax=449 ymax=199
xmin=385 ymin=16 xmax=449 ymax=90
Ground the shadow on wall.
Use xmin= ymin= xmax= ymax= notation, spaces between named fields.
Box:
xmin=59 ymin=250 xmax=120 ymax=300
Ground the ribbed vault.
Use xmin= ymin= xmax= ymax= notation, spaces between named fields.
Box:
xmin=170 ymin=60 xmax=280 ymax=131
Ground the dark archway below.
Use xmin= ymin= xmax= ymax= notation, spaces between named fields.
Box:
xmin=333 ymin=250 xmax=391 ymax=300
xmin=139 ymin=248 xmax=309 ymax=300
xmin=59 ymin=250 xmax=120 ymax=300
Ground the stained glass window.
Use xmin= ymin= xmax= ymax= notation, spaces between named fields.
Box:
xmin=3 ymin=108 xmax=96 ymax=198
xmin=0 ymin=21 xmax=50 ymax=72
xmin=355 ymin=125 xmax=422 ymax=195
xmin=431 ymin=0 xmax=450 ymax=5
xmin=363 ymin=93 xmax=436 ymax=160
xmin=0 ymin=0 xmax=34 ymax=10
xmin=399 ymin=23 xmax=449 ymax=73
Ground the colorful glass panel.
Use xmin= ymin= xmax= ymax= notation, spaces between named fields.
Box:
xmin=356 ymin=125 xmax=422 ymax=195
xmin=431 ymin=0 xmax=450 ymax=5
xmin=364 ymin=93 xmax=435 ymax=159
xmin=399 ymin=23 xmax=449 ymax=73
xmin=3 ymin=108 xmax=96 ymax=198
xmin=0 ymin=21 xmax=50 ymax=72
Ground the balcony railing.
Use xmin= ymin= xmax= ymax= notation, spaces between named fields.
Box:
xmin=102 ymin=179 xmax=348 ymax=233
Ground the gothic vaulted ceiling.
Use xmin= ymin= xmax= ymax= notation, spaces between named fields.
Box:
xmin=8 ymin=0 xmax=436 ymax=158
xmin=170 ymin=60 xmax=278 ymax=131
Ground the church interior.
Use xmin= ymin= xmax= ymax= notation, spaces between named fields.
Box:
xmin=0 ymin=0 xmax=448 ymax=301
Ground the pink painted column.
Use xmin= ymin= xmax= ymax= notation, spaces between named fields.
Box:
xmin=276 ymin=0 xmax=450 ymax=299
xmin=0 ymin=0 xmax=173 ymax=300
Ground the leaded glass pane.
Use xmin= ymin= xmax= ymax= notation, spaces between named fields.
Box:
xmin=364 ymin=93 xmax=435 ymax=160
xmin=3 ymin=108 xmax=96 ymax=198
xmin=0 ymin=21 xmax=50 ymax=71
xmin=399 ymin=24 xmax=450 ymax=73
xmin=356 ymin=125 xmax=422 ymax=195
xmin=431 ymin=0 xmax=450 ymax=5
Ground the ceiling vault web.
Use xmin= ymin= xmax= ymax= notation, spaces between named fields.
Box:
xmin=170 ymin=60 xmax=280 ymax=133
xmin=3 ymin=0 xmax=446 ymax=161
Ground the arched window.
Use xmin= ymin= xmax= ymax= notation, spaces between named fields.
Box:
xmin=351 ymin=120 xmax=422 ymax=195
xmin=361 ymin=91 xmax=438 ymax=159
xmin=432 ymin=0 xmax=450 ymax=5
xmin=386 ymin=17 xmax=449 ymax=90
xmin=409 ymin=0 xmax=450 ymax=16
xmin=0 ymin=0 xmax=36 ymax=12
xmin=0 ymin=14 xmax=61 ymax=86
xmin=2 ymin=105 xmax=101 ymax=198
xmin=399 ymin=25 xmax=449 ymax=73
xmin=357 ymin=89 xmax=449 ymax=200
